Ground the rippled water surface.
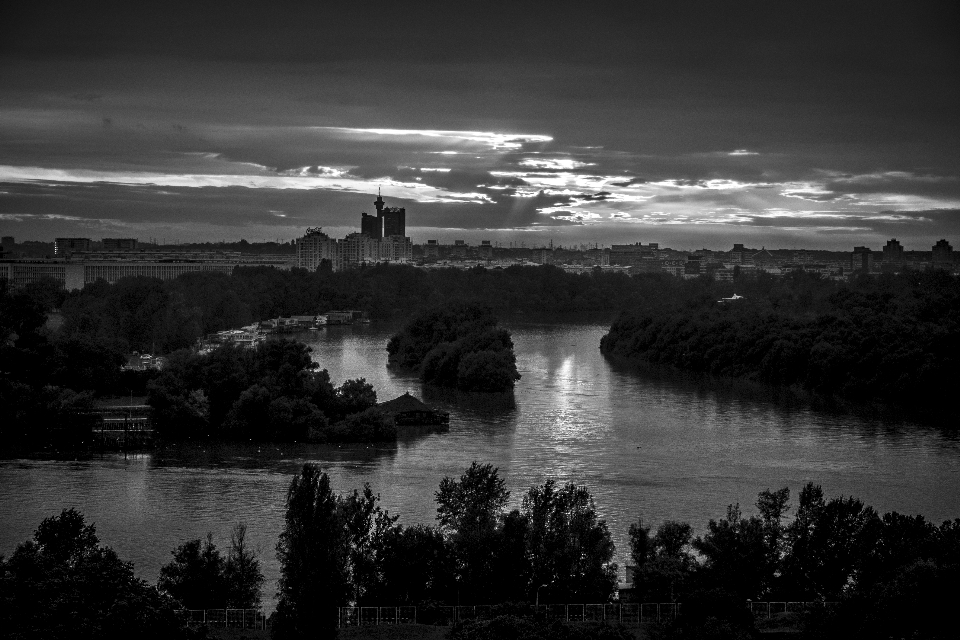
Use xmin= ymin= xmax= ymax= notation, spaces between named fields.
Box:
xmin=3 ymin=323 xmax=959 ymax=611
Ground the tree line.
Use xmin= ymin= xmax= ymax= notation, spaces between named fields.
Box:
xmin=270 ymin=462 xmax=620 ymax=638
xmin=387 ymin=304 xmax=521 ymax=392
xmin=2 ymin=464 xmax=957 ymax=639
xmin=601 ymin=270 xmax=960 ymax=420
xmin=51 ymin=264 xmax=672 ymax=355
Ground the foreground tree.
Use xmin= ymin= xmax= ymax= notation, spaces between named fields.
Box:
xmin=781 ymin=483 xmax=880 ymax=600
xmin=522 ymin=480 xmax=618 ymax=603
xmin=436 ymin=462 xmax=510 ymax=603
xmin=225 ymin=523 xmax=264 ymax=609
xmin=158 ymin=533 xmax=227 ymax=609
xmin=374 ymin=524 xmax=457 ymax=605
xmin=0 ymin=509 xmax=185 ymax=640
xmin=630 ymin=519 xmax=696 ymax=601
xmin=273 ymin=464 xmax=350 ymax=639
xmin=341 ymin=484 xmax=399 ymax=605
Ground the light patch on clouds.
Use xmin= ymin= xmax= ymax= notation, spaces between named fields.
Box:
xmin=851 ymin=193 xmax=960 ymax=209
xmin=727 ymin=149 xmax=759 ymax=156
xmin=823 ymin=170 xmax=958 ymax=185
xmin=781 ymin=183 xmax=842 ymax=202
xmin=0 ymin=212 xmax=128 ymax=226
xmin=324 ymin=127 xmax=552 ymax=150
xmin=0 ymin=165 xmax=492 ymax=205
xmin=279 ymin=166 xmax=351 ymax=178
xmin=519 ymin=158 xmax=595 ymax=170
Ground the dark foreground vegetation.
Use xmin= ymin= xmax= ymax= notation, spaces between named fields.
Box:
xmin=0 ymin=509 xmax=188 ymax=640
xmin=602 ymin=270 xmax=960 ymax=421
xmin=272 ymin=462 xmax=617 ymax=638
xmin=387 ymin=305 xmax=520 ymax=392
xmin=3 ymin=463 xmax=957 ymax=639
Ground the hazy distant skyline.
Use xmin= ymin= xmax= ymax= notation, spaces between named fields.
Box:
xmin=2 ymin=2 xmax=958 ymax=250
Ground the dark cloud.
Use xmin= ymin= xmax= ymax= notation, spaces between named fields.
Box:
xmin=1 ymin=2 xmax=958 ymax=249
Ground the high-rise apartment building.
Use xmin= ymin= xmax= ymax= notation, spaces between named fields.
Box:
xmin=610 ymin=242 xmax=659 ymax=266
xmin=932 ymin=239 xmax=954 ymax=264
xmin=361 ymin=212 xmax=380 ymax=239
xmin=851 ymin=246 xmax=874 ymax=272
xmin=54 ymin=238 xmax=91 ymax=255
xmin=296 ymin=228 xmax=341 ymax=271
xmin=882 ymin=238 xmax=904 ymax=263
xmin=479 ymin=240 xmax=493 ymax=259
xmin=294 ymin=192 xmax=413 ymax=272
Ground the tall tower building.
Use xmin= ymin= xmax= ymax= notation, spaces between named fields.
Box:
xmin=367 ymin=189 xmax=405 ymax=238
xmin=381 ymin=207 xmax=406 ymax=238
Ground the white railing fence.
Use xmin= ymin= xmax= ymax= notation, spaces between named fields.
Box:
xmin=337 ymin=603 xmax=679 ymax=628
xmin=336 ymin=601 xmax=833 ymax=628
xmin=180 ymin=608 xmax=266 ymax=629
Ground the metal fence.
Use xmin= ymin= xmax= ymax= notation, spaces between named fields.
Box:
xmin=748 ymin=601 xmax=836 ymax=620
xmin=337 ymin=601 xmax=835 ymax=628
xmin=337 ymin=603 xmax=680 ymax=628
xmin=180 ymin=608 xmax=266 ymax=629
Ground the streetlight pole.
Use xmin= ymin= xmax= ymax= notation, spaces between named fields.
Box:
xmin=536 ymin=581 xmax=552 ymax=608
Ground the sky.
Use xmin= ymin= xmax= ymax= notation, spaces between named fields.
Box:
xmin=1 ymin=1 xmax=958 ymax=250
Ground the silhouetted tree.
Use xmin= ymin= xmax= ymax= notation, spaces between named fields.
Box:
xmin=0 ymin=509 xmax=185 ymax=640
xmin=273 ymin=464 xmax=349 ymax=639
xmin=436 ymin=462 xmax=510 ymax=603
xmin=522 ymin=480 xmax=617 ymax=603
xmin=158 ymin=533 xmax=227 ymax=609
xmin=341 ymin=484 xmax=399 ymax=605
xmin=225 ymin=523 xmax=264 ymax=609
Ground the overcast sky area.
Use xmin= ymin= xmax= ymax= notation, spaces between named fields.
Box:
xmin=1 ymin=1 xmax=958 ymax=250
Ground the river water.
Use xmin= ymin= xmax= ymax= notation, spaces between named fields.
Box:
xmin=2 ymin=323 xmax=958 ymax=611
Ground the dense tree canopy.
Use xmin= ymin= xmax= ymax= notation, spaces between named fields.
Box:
xmin=147 ymin=339 xmax=383 ymax=442
xmin=388 ymin=305 xmax=520 ymax=391
xmin=522 ymin=480 xmax=618 ymax=603
xmin=0 ymin=509 xmax=186 ymax=640
xmin=601 ymin=271 xmax=960 ymax=419
xmin=0 ymin=279 xmax=122 ymax=450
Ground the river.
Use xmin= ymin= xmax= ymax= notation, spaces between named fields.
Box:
xmin=2 ymin=322 xmax=958 ymax=611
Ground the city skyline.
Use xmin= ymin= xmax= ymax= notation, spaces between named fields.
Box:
xmin=2 ymin=2 xmax=958 ymax=249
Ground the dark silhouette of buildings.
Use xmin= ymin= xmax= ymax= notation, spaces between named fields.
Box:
xmin=102 ymin=238 xmax=138 ymax=251
xmin=54 ymin=237 xmax=91 ymax=255
xmin=932 ymin=238 xmax=954 ymax=264
xmin=883 ymin=238 xmax=904 ymax=263
xmin=361 ymin=212 xmax=380 ymax=239
xmin=360 ymin=190 xmax=406 ymax=239
xmin=851 ymin=246 xmax=873 ymax=272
